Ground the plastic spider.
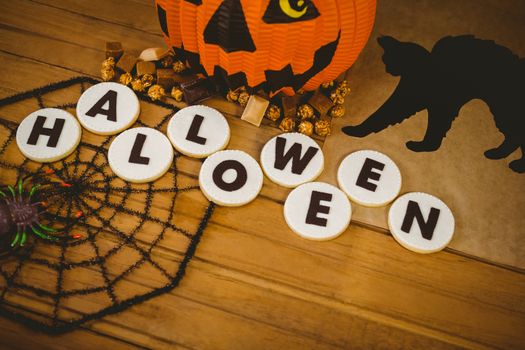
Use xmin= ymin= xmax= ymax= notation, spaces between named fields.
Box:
xmin=0 ymin=179 xmax=58 ymax=248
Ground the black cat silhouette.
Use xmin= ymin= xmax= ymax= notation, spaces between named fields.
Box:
xmin=342 ymin=35 xmax=525 ymax=173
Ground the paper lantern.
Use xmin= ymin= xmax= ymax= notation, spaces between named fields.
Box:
xmin=155 ymin=0 xmax=376 ymax=96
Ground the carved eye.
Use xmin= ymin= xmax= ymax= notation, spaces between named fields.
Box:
xmin=263 ymin=0 xmax=320 ymax=24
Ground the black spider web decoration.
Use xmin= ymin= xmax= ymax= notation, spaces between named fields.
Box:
xmin=0 ymin=76 xmax=215 ymax=334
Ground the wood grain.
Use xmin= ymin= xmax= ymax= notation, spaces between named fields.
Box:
xmin=0 ymin=1 xmax=524 ymax=349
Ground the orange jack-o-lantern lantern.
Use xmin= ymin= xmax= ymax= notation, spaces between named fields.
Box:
xmin=155 ymin=0 xmax=376 ymax=95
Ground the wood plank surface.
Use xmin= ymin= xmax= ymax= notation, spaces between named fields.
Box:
xmin=0 ymin=1 xmax=524 ymax=349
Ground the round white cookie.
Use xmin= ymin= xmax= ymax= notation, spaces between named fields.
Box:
xmin=108 ymin=127 xmax=173 ymax=183
xmin=337 ymin=150 xmax=401 ymax=207
xmin=388 ymin=192 xmax=455 ymax=254
xmin=284 ymin=182 xmax=352 ymax=241
xmin=167 ymin=105 xmax=230 ymax=158
xmin=260 ymin=132 xmax=324 ymax=188
xmin=16 ymin=108 xmax=81 ymax=163
xmin=199 ymin=150 xmax=263 ymax=206
xmin=76 ymin=82 xmax=140 ymax=135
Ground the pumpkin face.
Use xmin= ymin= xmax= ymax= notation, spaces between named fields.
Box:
xmin=155 ymin=0 xmax=376 ymax=95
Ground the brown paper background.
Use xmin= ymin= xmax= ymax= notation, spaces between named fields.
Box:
xmin=321 ymin=0 xmax=525 ymax=269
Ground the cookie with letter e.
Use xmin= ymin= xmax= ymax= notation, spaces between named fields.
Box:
xmin=337 ymin=150 xmax=401 ymax=207
xmin=16 ymin=108 xmax=82 ymax=163
xmin=388 ymin=192 xmax=455 ymax=253
xmin=284 ymin=182 xmax=352 ymax=241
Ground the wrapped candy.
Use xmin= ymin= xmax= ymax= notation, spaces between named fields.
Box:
xmin=131 ymin=79 xmax=146 ymax=92
xmin=172 ymin=60 xmax=186 ymax=73
xmin=226 ymin=89 xmax=240 ymax=102
xmin=265 ymin=104 xmax=281 ymax=122
xmin=279 ymin=117 xmax=296 ymax=132
xmin=238 ymin=91 xmax=250 ymax=107
xmin=329 ymin=104 xmax=345 ymax=118
xmin=298 ymin=120 xmax=314 ymax=136
xmin=102 ymin=57 xmax=116 ymax=70
xmin=148 ymin=85 xmax=165 ymax=101
xmin=314 ymin=119 xmax=332 ymax=136
xmin=330 ymin=91 xmax=345 ymax=105
xmin=101 ymin=68 xmax=115 ymax=82
xmin=171 ymin=87 xmax=184 ymax=102
xmin=297 ymin=104 xmax=314 ymax=120
xmin=141 ymin=74 xmax=155 ymax=88
xmin=119 ymin=72 xmax=133 ymax=86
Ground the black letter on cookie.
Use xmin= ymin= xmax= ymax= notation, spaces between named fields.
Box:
xmin=356 ymin=158 xmax=385 ymax=192
xmin=27 ymin=116 xmax=65 ymax=148
xmin=85 ymin=90 xmax=118 ymax=122
xmin=213 ymin=160 xmax=248 ymax=192
xmin=186 ymin=114 xmax=207 ymax=145
xmin=305 ymin=191 xmax=332 ymax=227
xmin=128 ymin=133 xmax=150 ymax=165
xmin=401 ymin=200 xmax=440 ymax=240
xmin=274 ymin=136 xmax=319 ymax=175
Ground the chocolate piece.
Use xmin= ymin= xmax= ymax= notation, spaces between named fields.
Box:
xmin=105 ymin=41 xmax=123 ymax=60
xmin=136 ymin=61 xmax=156 ymax=77
xmin=281 ymin=95 xmax=299 ymax=119
xmin=180 ymin=78 xmax=212 ymax=104
xmin=241 ymin=95 xmax=270 ymax=127
xmin=139 ymin=47 xmax=169 ymax=61
xmin=156 ymin=68 xmax=177 ymax=89
xmin=116 ymin=53 xmax=138 ymax=73
xmin=157 ymin=69 xmax=195 ymax=88
xmin=308 ymin=90 xmax=333 ymax=117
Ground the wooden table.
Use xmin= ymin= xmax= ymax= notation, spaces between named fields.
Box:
xmin=0 ymin=1 xmax=524 ymax=349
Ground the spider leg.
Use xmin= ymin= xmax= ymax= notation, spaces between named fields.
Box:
xmin=7 ymin=185 xmax=16 ymax=199
xmin=29 ymin=185 xmax=41 ymax=199
xmin=37 ymin=223 xmax=57 ymax=233
xmin=20 ymin=230 xmax=27 ymax=246
xmin=31 ymin=225 xmax=55 ymax=241
xmin=11 ymin=229 xmax=21 ymax=247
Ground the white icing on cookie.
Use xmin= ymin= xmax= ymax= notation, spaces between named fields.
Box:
xmin=388 ymin=192 xmax=455 ymax=254
xmin=284 ymin=182 xmax=352 ymax=241
xmin=16 ymin=108 xmax=81 ymax=163
xmin=199 ymin=150 xmax=263 ymax=206
xmin=337 ymin=150 xmax=401 ymax=207
xmin=167 ymin=105 xmax=230 ymax=158
xmin=76 ymin=82 xmax=140 ymax=135
xmin=108 ymin=127 xmax=173 ymax=183
xmin=260 ymin=132 xmax=324 ymax=188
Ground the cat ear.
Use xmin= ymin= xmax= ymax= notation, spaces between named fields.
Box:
xmin=377 ymin=36 xmax=400 ymax=51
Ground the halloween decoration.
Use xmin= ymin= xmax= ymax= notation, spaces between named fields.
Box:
xmin=0 ymin=180 xmax=57 ymax=250
xmin=0 ymin=76 xmax=215 ymax=333
xmin=342 ymin=35 xmax=525 ymax=173
xmin=155 ymin=0 xmax=376 ymax=95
